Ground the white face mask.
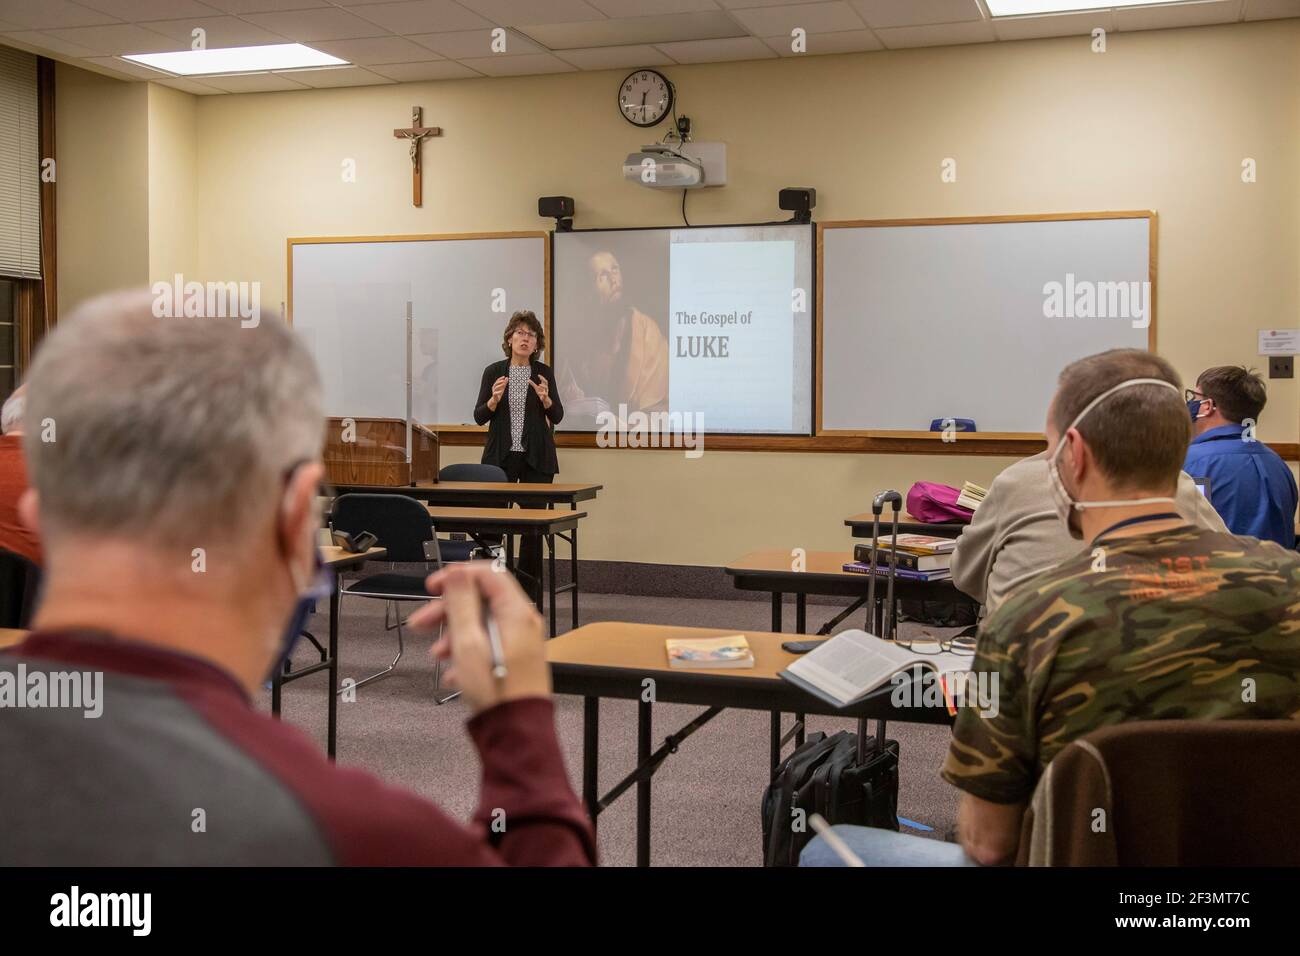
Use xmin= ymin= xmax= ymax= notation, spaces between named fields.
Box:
xmin=1047 ymin=378 xmax=1182 ymax=540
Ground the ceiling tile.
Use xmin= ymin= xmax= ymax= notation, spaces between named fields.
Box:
xmin=408 ymin=27 xmax=542 ymax=56
xmin=716 ymin=0 xmax=847 ymax=7
xmin=874 ymin=18 xmax=996 ymax=48
xmin=456 ymin=0 xmax=606 ymax=25
xmin=75 ymin=0 xmax=226 ymax=21
xmin=552 ymin=43 xmax=676 ymax=69
xmin=46 ymin=23 xmax=190 ymax=54
xmin=1244 ymin=0 xmax=1300 ymax=19
xmin=520 ymin=11 xmax=744 ymax=48
xmin=197 ymin=1 xmax=334 ymax=12
xmin=282 ymin=64 xmax=395 ymax=85
xmin=83 ymin=54 xmax=177 ymax=78
xmin=366 ymin=58 xmax=483 ymax=79
xmin=347 ymin=0 xmax=495 ymax=33
xmin=586 ymin=0 xmax=719 ymax=14
xmin=0 ymin=0 xmax=121 ymax=30
xmin=1115 ymin=0 xmax=1243 ymax=31
xmin=729 ymin=1 xmax=865 ymax=36
xmin=199 ymin=70 xmax=313 ymax=91
xmin=761 ymin=27 xmax=882 ymax=55
xmin=993 ymin=9 xmax=1114 ymax=40
xmin=653 ymin=35 xmax=779 ymax=61
xmin=1 ymin=29 xmax=104 ymax=57
xmin=142 ymin=16 xmax=288 ymax=46
xmin=154 ymin=75 xmax=227 ymax=94
xmin=310 ymin=34 xmax=443 ymax=63
xmin=242 ymin=6 xmax=392 ymax=40
xmin=458 ymin=51 xmax=579 ymax=74
xmin=849 ymin=0 xmax=983 ymax=29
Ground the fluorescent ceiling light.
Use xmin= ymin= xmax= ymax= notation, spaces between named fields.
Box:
xmin=122 ymin=43 xmax=347 ymax=77
xmin=987 ymin=0 xmax=1198 ymax=15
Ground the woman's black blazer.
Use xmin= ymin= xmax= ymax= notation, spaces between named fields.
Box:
xmin=473 ymin=359 xmax=564 ymax=475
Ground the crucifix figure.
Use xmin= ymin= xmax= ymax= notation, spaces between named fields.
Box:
xmin=393 ymin=106 xmax=441 ymax=207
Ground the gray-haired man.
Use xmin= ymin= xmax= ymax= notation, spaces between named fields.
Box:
xmin=1 ymin=290 xmax=594 ymax=866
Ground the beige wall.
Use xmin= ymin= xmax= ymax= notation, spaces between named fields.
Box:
xmin=55 ymin=21 xmax=1300 ymax=565
xmin=55 ymin=62 xmax=149 ymax=314
xmin=146 ymin=83 xmax=197 ymax=284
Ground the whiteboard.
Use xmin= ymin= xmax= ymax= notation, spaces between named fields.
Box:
xmin=819 ymin=215 xmax=1154 ymax=433
xmin=290 ymin=234 xmax=547 ymax=426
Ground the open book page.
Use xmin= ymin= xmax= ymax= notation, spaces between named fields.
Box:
xmin=784 ymin=629 xmax=972 ymax=707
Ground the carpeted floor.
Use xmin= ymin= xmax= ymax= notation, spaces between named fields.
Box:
xmin=259 ymin=586 xmax=964 ymax=866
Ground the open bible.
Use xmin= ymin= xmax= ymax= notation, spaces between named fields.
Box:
xmin=779 ymin=629 xmax=973 ymax=710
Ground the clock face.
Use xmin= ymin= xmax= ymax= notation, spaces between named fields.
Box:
xmin=618 ymin=70 xmax=672 ymax=128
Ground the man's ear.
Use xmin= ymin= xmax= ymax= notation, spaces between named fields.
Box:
xmin=278 ymin=462 xmax=325 ymax=564
xmin=17 ymin=487 xmax=39 ymax=536
xmin=1064 ymin=428 xmax=1090 ymax=488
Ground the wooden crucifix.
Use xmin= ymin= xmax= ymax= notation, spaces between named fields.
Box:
xmin=393 ymin=106 xmax=441 ymax=207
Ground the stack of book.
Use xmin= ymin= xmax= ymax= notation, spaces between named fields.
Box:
xmin=843 ymin=533 xmax=956 ymax=582
xmin=956 ymin=481 xmax=988 ymax=512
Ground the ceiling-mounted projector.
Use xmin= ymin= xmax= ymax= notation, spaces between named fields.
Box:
xmin=623 ymin=144 xmax=705 ymax=189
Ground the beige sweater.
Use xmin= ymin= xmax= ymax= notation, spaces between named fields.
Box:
xmin=951 ymin=452 xmax=1229 ymax=614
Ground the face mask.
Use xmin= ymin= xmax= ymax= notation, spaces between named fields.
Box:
xmin=1047 ymin=377 xmax=1183 ymax=540
xmin=1186 ymin=398 xmax=1203 ymax=421
xmin=268 ymin=557 xmax=333 ymax=682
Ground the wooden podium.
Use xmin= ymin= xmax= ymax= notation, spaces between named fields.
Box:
xmin=323 ymin=417 xmax=439 ymax=486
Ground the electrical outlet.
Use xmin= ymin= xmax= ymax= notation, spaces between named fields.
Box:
xmin=1268 ymin=355 xmax=1294 ymax=379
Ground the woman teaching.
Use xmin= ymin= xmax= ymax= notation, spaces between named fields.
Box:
xmin=474 ymin=309 xmax=563 ymax=479
xmin=474 ymin=310 xmax=563 ymax=593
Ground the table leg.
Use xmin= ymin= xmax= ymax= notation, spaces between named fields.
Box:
xmin=271 ymin=664 xmax=282 ymax=717
xmin=796 ymin=593 xmax=806 ymax=634
xmin=770 ymin=591 xmax=783 ymax=632
xmin=770 ymin=711 xmax=782 ymax=779
xmin=530 ymin=531 xmax=544 ymax=614
xmin=547 ymin=531 xmax=557 ymax=638
xmin=570 ymin=525 xmax=579 ymax=631
xmin=583 ymin=696 xmax=599 ymax=829
xmin=795 ymin=712 xmax=806 ymax=748
xmin=637 ymin=697 xmax=652 ymax=867
xmin=328 ymin=580 xmax=340 ymax=761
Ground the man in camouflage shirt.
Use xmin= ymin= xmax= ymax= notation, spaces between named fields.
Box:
xmin=802 ymin=349 xmax=1300 ymax=867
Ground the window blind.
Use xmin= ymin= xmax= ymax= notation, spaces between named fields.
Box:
xmin=0 ymin=45 xmax=40 ymax=280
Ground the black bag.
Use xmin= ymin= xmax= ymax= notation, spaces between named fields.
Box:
xmin=761 ymin=727 xmax=900 ymax=867
xmin=899 ymin=598 xmax=978 ymax=628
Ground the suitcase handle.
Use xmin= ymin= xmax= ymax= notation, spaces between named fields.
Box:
xmin=865 ymin=489 xmax=902 ymax=641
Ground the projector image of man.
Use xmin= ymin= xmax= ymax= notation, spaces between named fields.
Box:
xmin=558 ymin=250 xmax=668 ymax=425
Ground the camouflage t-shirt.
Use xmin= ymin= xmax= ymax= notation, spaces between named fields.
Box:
xmin=941 ymin=524 xmax=1300 ymax=805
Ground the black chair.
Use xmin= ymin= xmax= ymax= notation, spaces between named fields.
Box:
xmin=0 ymin=548 xmax=41 ymax=630
xmin=435 ymin=463 xmax=507 ymax=563
xmin=330 ymin=493 xmax=455 ymax=702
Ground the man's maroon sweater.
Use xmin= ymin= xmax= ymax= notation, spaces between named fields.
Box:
xmin=0 ymin=630 xmax=597 ymax=866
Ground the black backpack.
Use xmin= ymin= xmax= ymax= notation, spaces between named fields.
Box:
xmin=761 ymin=726 xmax=900 ymax=867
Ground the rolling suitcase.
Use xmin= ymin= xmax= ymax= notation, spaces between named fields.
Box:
xmin=760 ymin=490 xmax=904 ymax=867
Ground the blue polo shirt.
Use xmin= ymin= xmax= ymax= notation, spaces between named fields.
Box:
xmin=1183 ymin=423 xmax=1298 ymax=548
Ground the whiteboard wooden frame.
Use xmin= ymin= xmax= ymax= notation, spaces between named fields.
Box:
xmin=815 ymin=210 xmax=1158 ymax=441
xmin=286 ymin=230 xmax=549 ymax=433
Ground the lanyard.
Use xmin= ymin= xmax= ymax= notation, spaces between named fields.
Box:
xmin=1092 ymin=512 xmax=1182 ymax=544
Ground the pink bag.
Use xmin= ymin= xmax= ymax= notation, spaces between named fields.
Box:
xmin=906 ymin=482 xmax=974 ymax=524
